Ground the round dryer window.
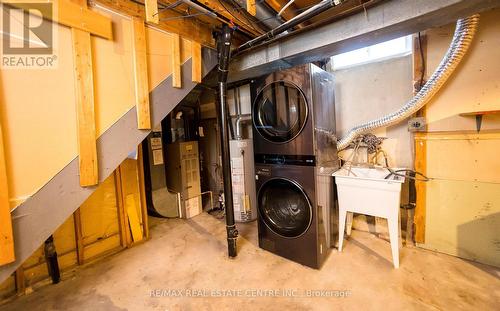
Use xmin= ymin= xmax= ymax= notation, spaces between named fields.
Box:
xmin=258 ymin=178 xmax=312 ymax=238
xmin=253 ymin=81 xmax=308 ymax=143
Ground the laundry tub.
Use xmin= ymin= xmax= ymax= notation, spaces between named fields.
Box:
xmin=333 ymin=166 xmax=405 ymax=268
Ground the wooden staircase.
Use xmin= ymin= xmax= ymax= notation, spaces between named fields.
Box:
xmin=0 ymin=51 xmax=217 ymax=283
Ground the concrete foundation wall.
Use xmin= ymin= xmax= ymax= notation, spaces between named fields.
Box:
xmin=333 ymin=54 xmax=414 ymax=168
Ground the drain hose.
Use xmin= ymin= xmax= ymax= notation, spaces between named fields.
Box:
xmin=337 ymin=15 xmax=480 ymax=151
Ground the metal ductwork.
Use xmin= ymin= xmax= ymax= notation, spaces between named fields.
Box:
xmin=234 ymin=0 xmax=343 ymax=54
xmin=337 ymin=14 xmax=480 ymax=150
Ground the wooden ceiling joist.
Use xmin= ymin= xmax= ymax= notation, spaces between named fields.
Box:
xmin=95 ymin=0 xmax=215 ymax=46
xmin=4 ymin=0 xmax=113 ymax=39
xmin=198 ymin=0 xmax=267 ymax=37
xmin=145 ymin=0 xmax=160 ymax=23
xmin=246 ymin=0 xmax=256 ymax=16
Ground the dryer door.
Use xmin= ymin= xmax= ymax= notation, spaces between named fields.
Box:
xmin=253 ymin=81 xmax=308 ymax=144
xmin=258 ymin=178 xmax=312 ymax=238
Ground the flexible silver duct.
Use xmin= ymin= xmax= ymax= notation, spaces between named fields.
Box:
xmin=337 ymin=14 xmax=480 ymax=151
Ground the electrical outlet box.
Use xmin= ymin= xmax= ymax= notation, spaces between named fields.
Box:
xmin=408 ymin=117 xmax=426 ymax=132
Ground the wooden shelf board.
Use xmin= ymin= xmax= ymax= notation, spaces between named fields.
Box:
xmin=459 ymin=110 xmax=500 ymax=117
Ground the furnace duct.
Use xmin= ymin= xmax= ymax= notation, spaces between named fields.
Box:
xmin=337 ymin=15 xmax=480 ymax=151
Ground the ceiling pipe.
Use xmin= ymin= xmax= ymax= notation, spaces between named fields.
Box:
xmin=234 ymin=0 xmax=343 ymax=54
xmin=230 ymin=0 xmax=284 ymax=30
xmin=181 ymin=0 xmax=218 ymax=18
xmin=278 ymin=0 xmax=295 ymax=16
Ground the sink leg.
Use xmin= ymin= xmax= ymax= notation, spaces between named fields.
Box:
xmin=388 ymin=216 xmax=400 ymax=268
xmin=338 ymin=208 xmax=347 ymax=252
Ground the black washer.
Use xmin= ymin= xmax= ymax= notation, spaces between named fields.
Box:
xmin=258 ymin=178 xmax=312 ymax=238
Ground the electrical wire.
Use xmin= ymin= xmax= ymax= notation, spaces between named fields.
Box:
xmin=278 ymin=0 xmax=296 ymax=16
xmin=384 ymin=169 xmax=430 ymax=182
xmin=216 ymin=0 xmax=261 ymax=33
xmin=156 ymin=0 xmax=325 ymax=30
xmin=337 ymin=133 xmax=431 ymax=182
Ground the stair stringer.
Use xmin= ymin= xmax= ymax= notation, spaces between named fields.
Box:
xmin=0 ymin=48 xmax=217 ymax=283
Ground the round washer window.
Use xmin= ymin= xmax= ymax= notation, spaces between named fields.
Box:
xmin=253 ymin=81 xmax=308 ymax=143
xmin=258 ymin=178 xmax=312 ymax=238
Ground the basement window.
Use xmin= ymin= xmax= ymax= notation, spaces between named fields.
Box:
xmin=331 ymin=35 xmax=412 ymax=70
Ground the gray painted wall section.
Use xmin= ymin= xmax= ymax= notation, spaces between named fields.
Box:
xmin=229 ymin=0 xmax=500 ymax=82
xmin=334 ymin=55 xmax=414 ymax=168
xmin=0 ymin=49 xmax=217 ymax=283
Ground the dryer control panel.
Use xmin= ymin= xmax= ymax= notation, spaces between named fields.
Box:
xmin=254 ymin=154 xmax=316 ymax=166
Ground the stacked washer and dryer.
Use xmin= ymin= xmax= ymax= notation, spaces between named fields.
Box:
xmin=251 ymin=64 xmax=339 ymax=269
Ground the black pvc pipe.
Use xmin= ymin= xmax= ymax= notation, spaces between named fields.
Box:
xmin=216 ymin=25 xmax=238 ymax=258
xmin=234 ymin=0 xmax=341 ymax=54
xmin=44 ymin=235 xmax=60 ymax=284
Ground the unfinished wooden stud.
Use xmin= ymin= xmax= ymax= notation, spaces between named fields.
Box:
xmin=14 ymin=267 xmax=25 ymax=295
xmin=414 ymin=136 xmax=427 ymax=243
xmin=0 ymin=120 xmax=15 ymax=266
xmin=246 ymin=0 xmax=256 ymax=16
xmin=145 ymin=0 xmax=160 ymax=24
xmin=8 ymin=0 xmax=113 ymax=39
xmin=412 ymin=33 xmax=428 ymax=244
xmin=172 ymin=33 xmax=182 ymax=88
xmin=73 ymin=208 xmax=85 ymax=265
xmin=72 ymin=28 xmax=99 ymax=187
xmin=126 ymin=195 xmax=143 ymax=243
xmin=191 ymin=41 xmax=202 ymax=83
xmin=114 ymin=168 xmax=131 ymax=247
xmin=137 ymin=145 xmax=150 ymax=240
xmin=132 ymin=18 xmax=151 ymax=130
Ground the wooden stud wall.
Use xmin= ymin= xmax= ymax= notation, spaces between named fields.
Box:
xmin=137 ymin=145 xmax=150 ymax=240
xmin=14 ymin=268 xmax=24 ymax=296
xmin=132 ymin=19 xmax=152 ymax=130
xmin=145 ymin=0 xmax=159 ymax=24
xmin=73 ymin=209 xmax=85 ymax=265
xmin=0 ymin=154 xmax=148 ymax=298
xmin=6 ymin=0 xmax=113 ymax=39
xmin=191 ymin=41 xmax=202 ymax=83
xmin=0 ymin=120 xmax=15 ymax=265
xmin=0 ymin=0 xmax=204 ymax=295
xmin=414 ymin=137 xmax=427 ymax=243
xmin=95 ymin=0 xmax=214 ymax=46
xmin=0 ymin=275 xmax=15 ymax=299
xmin=246 ymin=0 xmax=256 ymax=16
xmin=412 ymin=33 xmax=428 ymax=243
xmin=72 ymin=28 xmax=99 ymax=187
xmin=172 ymin=33 xmax=182 ymax=88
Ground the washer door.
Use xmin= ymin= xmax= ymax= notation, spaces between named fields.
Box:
xmin=253 ymin=81 xmax=308 ymax=143
xmin=258 ymin=178 xmax=312 ymax=238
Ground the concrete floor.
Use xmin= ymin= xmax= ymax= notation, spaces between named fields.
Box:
xmin=1 ymin=212 xmax=499 ymax=311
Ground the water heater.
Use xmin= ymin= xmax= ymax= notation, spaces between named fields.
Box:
xmin=230 ymin=139 xmax=257 ymax=222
